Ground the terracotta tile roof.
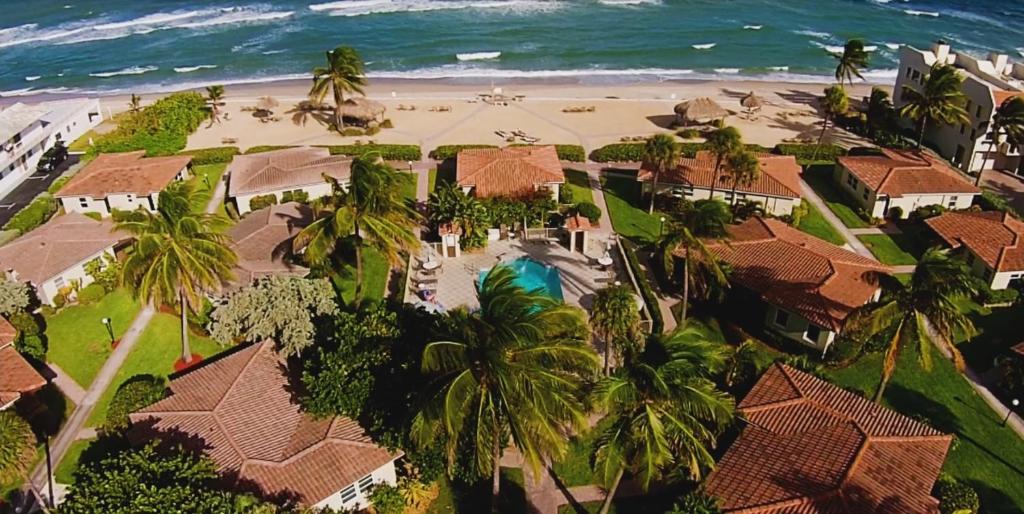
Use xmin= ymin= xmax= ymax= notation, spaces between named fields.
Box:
xmin=926 ymin=211 xmax=1024 ymax=272
xmin=456 ymin=146 xmax=564 ymax=198
xmin=706 ymin=363 xmax=952 ymax=514
xmin=226 ymin=202 xmax=312 ymax=290
xmin=565 ymin=214 xmax=592 ymax=231
xmin=994 ymin=90 xmax=1024 ymax=107
xmin=56 ymin=151 xmax=191 ymax=198
xmin=0 ymin=337 xmax=47 ymax=407
xmin=1012 ymin=342 xmax=1024 ymax=358
xmin=129 ymin=341 xmax=399 ymax=506
xmin=639 ymin=151 xmax=802 ymax=199
xmin=837 ymin=149 xmax=979 ymax=198
xmin=227 ymin=147 xmax=352 ymax=197
xmin=0 ymin=213 xmax=127 ymax=286
xmin=689 ymin=218 xmax=891 ymax=330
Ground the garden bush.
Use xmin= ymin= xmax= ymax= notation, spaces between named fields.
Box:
xmin=339 ymin=127 xmax=365 ymax=137
xmin=620 ymin=238 xmax=664 ymax=334
xmin=935 ymin=475 xmax=980 ymax=514
xmin=245 ymin=145 xmax=297 ymax=154
xmin=47 ymin=176 xmax=71 ymax=195
xmin=281 ymin=190 xmax=310 ymax=204
xmin=82 ymin=212 xmax=102 ymax=221
xmin=367 ymin=483 xmax=405 ymax=514
xmin=886 ymin=205 xmax=904 ymax=220
xmin=77 ymin=283 xmax=107 ymax=304
xmin=323 ymin=144 xmax=422 ymax=161
xmin=976 ymin=282 xmax=1020 ymax=306
xmin=592 ymin=143 xmax=647 ymax=162
xmin=3 ymin=195 xmax=56 ymax=234
xmin=88 ymin=92 xmax=208 ymax=157
xmin=365 ymin=125 xmax=381 ymax=136
xmin=773 ymin=143 xmax=847 ymax=164
xmin=103 ymin=375 xmax=167 ymax=432
xmin=575 ymin=201 xmax=602 ymax=223
xmin=677 ymin=128 xmax=701 ymax=139
xmin=558 ymin=184 xmax=574 ymax=204
xmin=908 ymin=204 xmax=945 ymax=221
xmin=178 ymin=146 xmax=240 ymax=165
xmin=248 ymin=194 xmax=278 ymax=211
xmin=0 ymin=411 xmax=36 ymax=485
xmin=976 ymin=190 xmax=1019 ymax=216
xmin=428 ymin=144 xmax=498 ymax=160
xmin=9 ymin=310 xmax=41 ymax=336
xmin=380 ymin=118 xmax=394 ymax=129
xmin=15 ymin=334 xmax=46 ymax=362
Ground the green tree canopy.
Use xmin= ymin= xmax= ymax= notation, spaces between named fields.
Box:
xmin=657 ymin=199 xmax=731 ymax=323
xmin=833 ymin=38 xmax=870 ymax=87
xmin=310 ymin=46 xmax=367 ymax=129
xmin=703 ymin=127 xmax=742 ymax=197
xmin=0 ymin=411 xmax=35 ymax=486
xmin=899 ymin=63 xmax=969 ymax=149
xmin=643 ymin=134 xmax=681 ymax=214
xmin=591 ymin=283 xmax=642 ymax=375
xmin=0 ymin=278 xmax=31 ymax=317
xmin=977 ymin=96 xmax=1024 ymax=185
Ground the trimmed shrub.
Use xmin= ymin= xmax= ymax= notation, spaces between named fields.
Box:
xmin=15 ymin=334 xmax=46 ymax=361
xmin=103 ymin=375 xmax=167 ymax=432
xmin=429 ymin=144 xmax=499 ymax=160
xmin=620 ymin=239 xmax=664 ymax=334
xmin=367 ymin=483 xmax=406 ymax=514
xmin=248 ymin=194 xmax=278 ymax=211
xmin=178 ymin=146 xmax=240 ymax=165
xmin=575 ymin=201 xmax=602 ymax=223
xmin=976 ymin=282 xmax=1020 ymax=306
xmin=323 ymin=144 xmax=422 ymax=161
xmin=558 ymin=184 xmax=574 ymax=205
xmin=773 ymin=143 xmax=847 ymax=164
xmin=0 ymin=411 xmax=36 ymax=485
xmin=47 ymin=176 xmax=71 ymax=195
xmin=976 ymin=190 xmax=1020 ymax=217
xmin=9 ymin=311 xmax=41 ymax=336
xmin=592 ymin=143 xmax=647 ymax=162
xmin=886 ymin=206 xmax=904 ymax=220
xmin=281 ymin=190 xmax=310 ymax=204
xmin=82 ymin=212 xmax=103 ymax=221
xmin=935 ymin=476 xmax=980 ymax=514
xmin=340 ymin=127 xmax=365 ymax=137
xmin=908 ymin=204 xmax=945 ymax=221
xmin=677 ymin=128 xmax=701 ymax=139
xmin=365 ymin=125 xmax=381 ymax=136
xmin=245 ymin=145 xmax=297 ymax=154
xmin=88 ymin=92 xmax=207 ymax=157
xmin=77 ymin=283 xmax=107 ymax=304
xmin=3 ymin=195 xmax=56 ymax=234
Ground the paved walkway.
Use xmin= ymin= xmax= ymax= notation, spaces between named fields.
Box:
xmin=45 ymin=363 xmax=86 ymax=406
xmin=799 ymin=178 xmax=874 ymax=259
xmin=203 ymin=170 xmax=227 ymax=214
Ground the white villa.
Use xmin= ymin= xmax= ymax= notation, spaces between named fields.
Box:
xmin=55 ymin=151 xmax=191 ymax=217
xmin=926 ymin=211 xmax=1024 ymax=290
xmin=226 ymin=147 xmax=352 ymax=215
xmin=895 ymin=42 xmax=1024 ymax=176
xmin=456 ymin=146 xmax=564 ymax=200
xmin=0 ymin=99 xmax=102 ymax=199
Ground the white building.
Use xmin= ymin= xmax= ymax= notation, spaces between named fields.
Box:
xmin=835 ymin=149 xmax=980 ymax=219
xmin=55 ymin=151 xmax=191 ymax=217
xmin=226 ymin=147 xmax=352 ymax=215
xmin=926 ymin=211 xmax=1024 ymax=290
xmin=0 ymin=99 xmax=102 ymax=199
xmin=895 ymin=42 xmax=1024 ymax=176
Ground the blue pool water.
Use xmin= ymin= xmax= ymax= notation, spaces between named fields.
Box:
xmin=481 ymin=258 xmax=563 ymax=301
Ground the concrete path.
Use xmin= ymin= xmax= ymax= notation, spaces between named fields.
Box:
xmin=799 ymin=178 xmax=874 ymax=259
xmin=203 ymin=170 xmax=227 ymax=214
xmin=45 ymin=363 xmax=86 ymax=406
xmin=582 ymin=168 xmax=613 ymax=238
xmin=29 ymin=304 xmax=156 ymax=500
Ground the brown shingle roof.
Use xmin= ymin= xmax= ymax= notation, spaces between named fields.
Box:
xmin=456 ymin=146 xmax=564 ymax=198
xmin=129 ymin=341 xmax=399 ymax=506
xmin=226 ymin=202 xmax=312 ymax=289
xmin=227 ymin=147 xmax=352 ymax=197
xmin=837 ymin=149 xmax=979 ymax=198
xmin=706 ymin=363 xmax=951 ymax=514
xmin=926 ymin=210 xmax=1024 ymax=272
xmin=690 ymin=218 xmax=890 ymax=330
xmin=0 ymin=213 xmax=127 ymax=286
xmin=1 ymin=333 xmax=47 ymax=407
xmin=56 ymin=151 xmax=191 ymax=198
xmin=639 ymin=151 xmax=802 ymax=199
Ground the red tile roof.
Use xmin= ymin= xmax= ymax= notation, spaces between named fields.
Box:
xmin=691 ymin=218 xmax=890 ymax=330
xmin=639 ymin=151 xmax=802 ymax=199
xmin=56 ymin=151 xmax=191 ymax=198
xmin=129 ymin=341 xmax=399 ymax=505
xmin=1012 ymin=342 xmax=1024 ymax=358
xmin=227 ymin=147 xmax=352 ymax=197
xmin=994 ymin=90 xmax=1024 ymax=107
xmin=456 ymin=146 xmax=564 ymax=198
xmin=0 ymin=326 xmax=47 ymax=407
xmin=926 ymin=211 xmax=1024 ymax=272
xmin=226 ymin=202 xmax=312 ymax=289
xmin=565 ymin=214 xmax=592 ymax=231
xmin=837 ymin=149 xmax=979 ymax=197
xmin=706 ymin=363 xmax=952 ymax=514
xmin=0 ymin=213 xmax=127 ymax=286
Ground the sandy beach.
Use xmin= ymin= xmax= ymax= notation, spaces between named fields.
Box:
xmin=77 ymin=78 xmax=879 ymax=154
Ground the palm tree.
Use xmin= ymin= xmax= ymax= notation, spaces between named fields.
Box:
xmin=833 ymin=39 xmax=870 ymax=87
xmin=591 ymin=283 xmax=642 ymax=375
xmin=310 ymin=46 xmax=367 ymax=130
xmin=293 ymin=154 xmax=419 ymax=304
xmin=866 ymin=87 xmax=893 ymax=140
xmin=725 ymin=150 xmax=760 ymax=208
xmin=899 ymin=63 xmax=969 ymax=149
xmin=642 ymin=134 xmax=681 ymax=214
xmin=703 ymin=127 xmax=742 ymax=199
xmin=812 ymin=85 xmax=848 ymax=160
xmin=590 ymin=326 xmax=734 ymax=514
xmin=976 ymin=96 xmax=1024 ymax=186
xmin=127 ymin=94 xmax=141 ymax=114
xmin=412 ymin=265 xmax=599 ymax=513
xmin=118 ymin=181 xmax=236 ymax=365
xmin=656 ymin=199 xmax=731 ymax=324
xmin=845 ymin=248 xmax=977 ymax=403
xmin=205 ymin=85 xmax=225 ymax=126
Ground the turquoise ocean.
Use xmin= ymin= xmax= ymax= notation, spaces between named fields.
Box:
xmin=1 ymin=0 xmax=1022 ymax=97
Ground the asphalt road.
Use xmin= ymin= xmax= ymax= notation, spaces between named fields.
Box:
xmin=0 ymin=155 xmax=79 ymax=227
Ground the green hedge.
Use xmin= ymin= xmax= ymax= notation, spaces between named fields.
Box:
xmin=245 ymin=145 xmax=297 ymax=154
xmin=429 ymin=144 xmax=498 ymax=160
xmin=773 ymin=143 xmax=847 ymax=164
xmin=3 ymin=195 xmax=56 ymax=234
xmin=935 ymin=476 xmax=980 ymax=514
xmin=592 ymin=142 xmax=773 ymax=163
xmin=88 ymin=92 xmax=208 ymax=157
xmin=323 ymin=144 xmax=422 ymax=161
xmin=178 ymin=146 xmax=240 ymax=165
xmin=104 ymin=375 xmax=167 ymax=432
xmin=248 ymin=194 xmax=278 ymax=211
xmin=977 ymin=190 xmax=1020 ymax=217
xmin=620 ymin=238 xmax=664 ymax=334
xmin=47 ymin=176 xmax=71 ymax=195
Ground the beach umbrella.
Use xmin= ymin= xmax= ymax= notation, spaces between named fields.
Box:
xmin=741 ymin=92 xmax=764 ymax=112
xmin=340 ymin=97 xmax=386 ymax=123
xmin=674 ymin=97 xmax=729 ymax=125
xmin=256 ymin=96 xmax=279 ymax=111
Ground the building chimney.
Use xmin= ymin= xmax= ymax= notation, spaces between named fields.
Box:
xmin=932 ymin=40 xmax=950 ymax=62
xmin=989 ymin=53 xmax=1009 ymax=73
xmin=6 ymin=269 xmax=17 ymax=282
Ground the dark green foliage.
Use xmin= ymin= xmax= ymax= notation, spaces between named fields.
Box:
xmin=0 ymin=411 xmax=36 ymax=485
xmin=823 ymin=336 xmax=864 ymax=365
xmin=887 ymin=205 xmax=904 ymax=220
xmin=15 ymin=334 xmax=46 ymax=361
xmin=280 ymin=189 xmax=310 ymax=203
xmin=592 ymin=143 xmax=647 ymax=162
xmin=677 ymin=128 xmax=701 ymax=139
xmin=88 ymin=92 xmax=208 ymax=157
xmin=909 ymin=204 xmax=946 ymax=221
xmin=103 ymin=375 xmax=167 ymax=432
xmin=178 ymin=146 xmax=240 ymax=165
xmin=620 ymin=238 xmax=663 ymax=333
xmin=248 ymin=194 xmax=278 ymax=211
xmin=429 ymin=144 xmax=498 ymax=160
xmin=3 ymin=195 xmax=56 ymax=234
xmin=976 ymin=191 xmax=1020 ymax=217
xmin=935 ymin=476 xmax=980 ymax=514
xmin=665 ymin=489 xmax=723 ymax=514
xmin=773 ymin=143 xmax=847 ymax=164
xmin=47 ymin=176 xmax=71 ymax=195
xmin=975 ymin=281 xmax=1020 ymax=306
xmin=368 ymin=483 xmax=406 ymax=514
xmin=9 ymin=310 xmax=41 ymax=336
xmin=559 ymin=184 xmax=575 ymax=204
xmin=323 ymin=144 xmax=422 ymax=161
xmin=244 ymin=145 xmax=298 ymax=154
xmin=575 ymin=201 xmax=602 ymax=222
xmin=76 ymin=283 xmax=107 ymax=304
xmin=84 ymin=254 xmax=121 ymax=291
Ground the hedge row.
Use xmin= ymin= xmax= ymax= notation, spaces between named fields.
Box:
xmin=774 ymin=143 xmax=847 ymax=164
xmin=620 ymin=238 xmax=664 ymax=334
xmin=3 ymin=195 xmax=56 ymax=235
xmin=88 ymin=92 xmax=208 ymax=157
xmin=977 ymin=190 xmax=1020 ymax=217
xmin=178 ymin=146 xmax=240 ymax=165
xmin=429 ymin=144 xmax=498 ymax=160
xmin=591 ymin=141 xmax=844 ymax=163
xmin=244 ymin=145 xmax=297 ymax=154
xmin=323 ymin=144 xmax=422 ymax=161
xmin=591 ymin=143 xmax=646 ymax=163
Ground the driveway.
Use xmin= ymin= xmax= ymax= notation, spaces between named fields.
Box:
xmin=0 ymin=155 xmax=80 ymax=226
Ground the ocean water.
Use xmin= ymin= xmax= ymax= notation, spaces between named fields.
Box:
xmin=1 ymin=0 xmax=1023 ymax=97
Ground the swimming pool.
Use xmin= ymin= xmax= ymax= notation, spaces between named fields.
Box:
xmin=480 ymin=257 xmax=564 ymax=301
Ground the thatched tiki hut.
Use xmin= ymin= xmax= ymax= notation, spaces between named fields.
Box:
xmin=674 ymin=97 xmax=728 ymax=126
xmin=340 ymin=97 xmax=386 ymax=126
xmin=740 ymin=92 xmax=765 ymax=116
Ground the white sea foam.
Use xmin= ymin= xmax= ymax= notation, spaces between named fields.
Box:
xmin=321 ymin=0 xmax=564 ymax=17
xmin=456 ymin=51 xmax=501 ymax=61
xmin=863 ymin=45 xmax=878 ymax=52
xmin=713 ymin=68 xmax=741 ymax=74
xmin=884 ymin=42 xmax=901 ymax=50
xmin=768 ymin=66 xmax=789 ymax=71
xmin=89 ymin=65 xmax=159 ymax=78
xmin=743 ymin=25 xmax=762 ymax=30
xmin=904 ymin=9 xmax=939 ymax=17
xmin=692 ymin=43 xmax=716 ymax=50
xmin=262 ymin=49 xmax=287 ymax=55
xmin=173 ymin=65 xmax=218 ymax=73
xmin=794 ymin=29 xmax=831 ymax=39
xmin=0 ymin=87 xmax=40 ymax=97
xmin=177 ymin=10 xmax=294 ymax=29
xmin=309 ymin=0 xmax=391 ymax=11
xmin=1018 ymin=48 xmax=1024 ymax=58
xmin=25 ymin=76 xmax=41 ymax=81
xmin=597 ymin=0 xmax=660 ymax=6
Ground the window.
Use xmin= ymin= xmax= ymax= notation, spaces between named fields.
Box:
xmin=912 ymin=69 xmax=921 ymax=81
xmin=79 ymin=198 xmax=89 ymax=208
xmin=970 ymin=129 xmax=977 ymax=140
xmin=966 ymin=99 xmax=973 ymax=113
xmin=340 ymin=485 xmax=357 ymax=503
xmin=846 ymin=174 xmax=858 ymax=189
xmin=357 ymin=474 xmax=374 ymax=493
xmin=862 ymin=188 xmax=869 ymax=200
xmin=948 ymin=195 xmax=958 ymax=208
xmin=54 ymin=277 xmax=65 ymax=289
xmin=959 ymin=124 xmax=966 ymax=135
xmin=805 ymin=325 xmax=822 ymax=342
xmin=906 ymin=67 xmax=912 ymax=78
xmin=976 ymin=105 xmax=983 ymax=118
xmin=773 ymin=310 xmax=789 ymax=328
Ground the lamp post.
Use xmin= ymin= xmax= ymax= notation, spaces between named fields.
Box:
xmin=1003 ymin=398 xmax=1020 ymax=427
xmin=659 ymin=216 xmax=666 ymax=238
xmin=407 ymin=161 xmax=413 ymax=173
xmin=101 ymin=317 xmax=114 ymax=345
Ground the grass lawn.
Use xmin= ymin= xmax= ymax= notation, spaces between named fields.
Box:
xmin=551 ymin=429 xmax=600 ymax=487
xmin=85 ymin=313 xmax=224 ymax=427
xmin=68 ymin=129 xmax=99 ymax=153
xmin=56 ymin=438 xmax=95 ymax=484
xmin=601 ymin=176 xmax=661 ymax=244
xmin=189 ymin=163 xmax=228 ymax=216
xmin=823 ymin=347 xmax=1024 ymax=513
xmin=398 ymin=171 xmax=418 ymax=202
xmin=796 ymin=199 xmax=846 ymax=245
xmin=564 ymin=169 xmax=595 ymax=204
xmin=426 ymin=468 xmax=527 ymax=514
xmin=44 ymin=289 xmax=143 ymax=389
xmin=427 ymin=169 xmax=437 ymax=194
xmin=803 ymin=165 xmax=870 ymax=228
xmin=858 ymin=234 xmax=918 ymax=265
xmin=332 ymin=246 xmax=390 ymax=304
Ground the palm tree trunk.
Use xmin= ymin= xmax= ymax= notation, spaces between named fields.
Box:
xmin=603 ymin=329 xmax=611 ymax=376
xmin=491 ymin=430 xmax=502 ymax=514
xmin=598 ymin=467 xmax=625 ymax=514
xmin=709 ymin=157 xmax=722 ymax=199
xmin=812 ymin=116 xmax=830 ymax=161
xmin=354 ymin=241 xmax=364 ymax=304
xmin=334 ymin=86 xmax=345 ymax=129
xmin=648 ymin=169 xmax=659 ymax=214
xmin=873 ymin=375 xmax=890 ymax=404
xmin=680 ymin=248 xmax=690 ymax=324
xmin=179 ymin=287 xmax=192 ymax=364
xmin=917 ymin=118 xmax=928 ymax=150
xmin=976 ymin=137 xmax=998 ymax=186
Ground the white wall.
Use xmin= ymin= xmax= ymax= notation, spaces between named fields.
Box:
xmin=963 ymin=247 xmax=1024 ymax=290
xmin=649 ymin=182 xmax=798 ymax=216
xmin=235 ymin=181 xmax=340 ymax=215
xmin=36 ymin=246 xmax=115 ymax=305
xmin=763 ymin=304 xmax=836 ymax=352
xmin=834 ymin=163 xmax=976 ymax=219
xmin=58 ymin=164 xmax=186 ymax=217
xmin=314 ymin=460 xmax=398 ymax=512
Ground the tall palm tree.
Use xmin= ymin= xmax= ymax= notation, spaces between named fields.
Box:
xmin=833 ymin=39 xmax=870 ymax=87
xmin=118 ymin=181 xmax=236 ymax=364
xmin=725 ymin=150 xmax=760 ymax=208
xmin=310 ymin=46 xmax=367 ymax=130
xmin=845 ymin=248 xmax=977 ymax=403
xmin=590 ymin=326 xmax=734 ymax=514
xmin=703 ymin=127 xmax=742 ymax=199
xmin=642 ymin=134 xmax=681 ymax=214
xmin=899 ymin=63 xmax=969 ymax=149
xmin=812 ymin=85 xmax=848 ymax=160
xmin=866 ymin=87 xmax=893 ymax=140
xmin=657 ymin=199 xmax=731 ymax=324
xmin=976 ymin=96 xmax=1024 ymax=186
xmin=205 ymin=85 xmax=225 ymax=126
xmin=127 ymin=94 xmax=141 ymax=114
xmin=293 ymin=154 xmax=419 ymax=304
xmin=591 ymin=283 xmax=642 ymax=375
xmin=412 ymin=265 xmax=599 ymax=513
